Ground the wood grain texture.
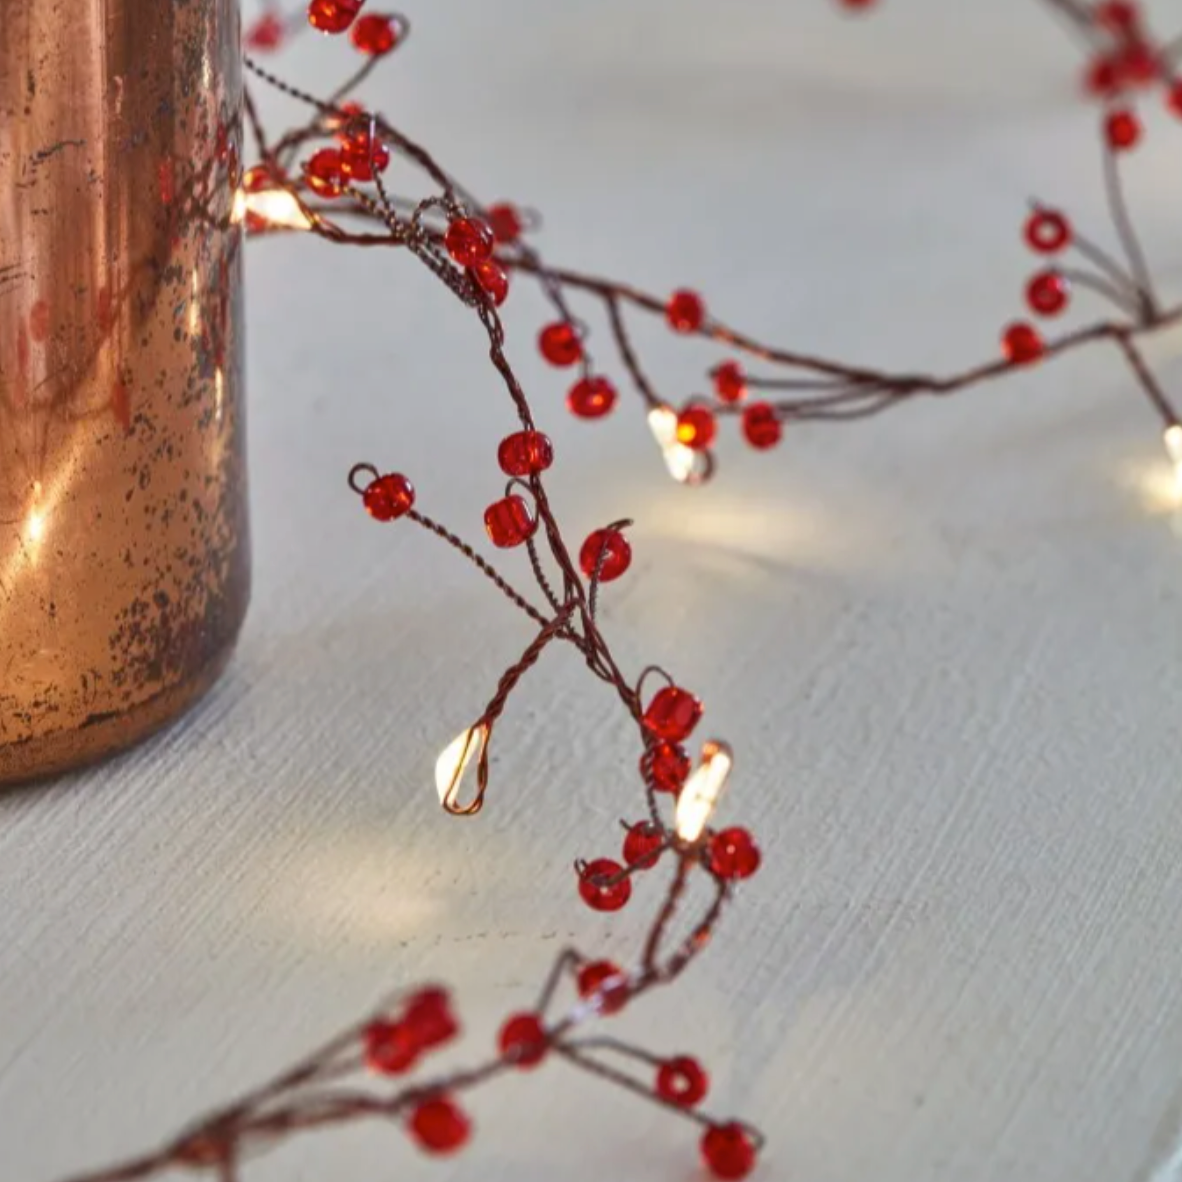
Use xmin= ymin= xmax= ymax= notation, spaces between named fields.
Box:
xmin=4 ymin=2 xmax=1182 ymax=1179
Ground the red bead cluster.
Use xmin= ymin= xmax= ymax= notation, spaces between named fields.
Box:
xmin=1081 ymin=2 xmax=1166 ymax=101
xmin=364 ymin=986 xmax=460 ymax=1078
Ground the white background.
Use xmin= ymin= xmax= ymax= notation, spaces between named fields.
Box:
xmin=4 ymin=2 xmax=1182 ymax=1180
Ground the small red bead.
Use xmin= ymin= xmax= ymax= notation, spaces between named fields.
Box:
xmin=579 ymin=529 xmax=631 ymax=582
xmin=701 ymin=1123 xmax=758 ymax=1180
xmin=339 ymin=133 xmax=390 ymax=181
xmin=1084 ymin=55 xmax=1120 ymax=96
xmin=487 ymin=203 xmax=523 ymax=243
xmin=567 ymin=375 xmax=617 ymax=419
xmin=1169 ymin=80 xmax=1182 ymax=119
xmin=350 ymin=12 xmax=399 ymax=54
xmin=1026 ymin=269 xmax=1069 ymax=317
xmin=577 ymin=858 xmax=631 ymax=912
xmin=1023 ymin=208 xmax=1071 ymax=254
xmin=498 ymin=1012 xmax=548 ymax=1068
xmin=1001 ymin=321 xmax=1044 ymax=366
xmin=742 ymin=402 xmax=782 ymax=450
xmin=245 ymin=13 xmax=285 ymax=50
xmin=363 ymin=473 xmax=415 ymax=521
xmin=497 ymin=430 xmax=554 ymax=477
xmin=1096 ymin=1 xmax=1139 ymax=32
xmin=473 ymin=259 xmax=509 ymax=306
xmin=409 ymin=1096 xmax=470 ymax=1155
xmin=643 ymin=685 xmax=703 ymax=743
xmin=676 ymin=405 xmax=717 ymax=451
xmin=538 ymin=321 xmax=582 ymax=367
xmin=445 ymin=217 xmax=494 ymax=267
xmin=839 ymin=0 xmax=876 ymax=8
xmin=655 ymin=1055 xmax=709 ymax=1107
xmin=643 ymin=741 xmax=690 ymax=795
xmin=708 ymin=827 xmax=762 ymax=880
xmin=1105 ymin=108 xmax=1141 ymax=150
xmin=622 ymin=820 xmax=664 ymax=869
xmin=484 ymin=495 xmax=537 ymax=548
xmin=576 ymin=959 xmax=629 ymax=1013
xmin=666 ymin=289 xmax=706 ymax=333
xmin=303 ymin=147 xmax=344 ymax=197
xmin=1117 ymin=42 xmax=1158 ymax=84
xmin=364 ymin=1020 xmax=419 ymax=1074
xmin=307 ymin=0 xmax=363 ymax=35
xmin=713 ymin=360 xmax=747 ymax=404
xmin=404 ymin=986 xmax=459 ymax=1050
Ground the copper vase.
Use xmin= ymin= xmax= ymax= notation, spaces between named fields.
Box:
xmin=0 ymin=0 xmax=250 ymax=785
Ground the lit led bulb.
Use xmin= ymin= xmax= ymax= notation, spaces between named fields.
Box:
xmin=1164 ymin=425 xmax=1182 ymax=492
xmin=647 ymin=406 xmax=701 ymax=484
xmin=675 ymin=739 xmax=733 ymax=842
xmin=236 ymin=187 xmax=313 ymax=231
xmin=434 ymin=723 xmax=489 ymax=815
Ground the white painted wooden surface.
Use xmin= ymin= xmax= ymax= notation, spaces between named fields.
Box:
xmin=5 ymin=2 xmax=1182 ymax=1180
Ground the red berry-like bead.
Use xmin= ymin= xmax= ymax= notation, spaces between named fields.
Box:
xmin=1001 ymin=321 xmax=1044 ymax=366
xmin=576 ymin=959 xmax=629 ymax=1013
xmin=567 ymin=375 xmax=617 ymax=419
xmin=579 ymin=529 xmax=631 ymax=582
xmin=1026 ymin=269 xmax=1069 ymax=317
xmin=701 ymin=1123 xmax=758 ymax=1180
xmin=409 ymin=1096 xmax=470 ymax=1155
xmin=655 ymin=1055 xmax=709 ymax=1107
xmin=307 ymin=0 xmax=363 ymax=35
xmin=497 ymin=430 xmax=553 ymax=477
xmin=1084 ymin=55 xmax=1120 ymax=96
xmin=445 ymin=217 xmax=494 ymax=268
xmin=708 ymin=827 xmax=762 ymax=880
xmin=473 ymin=259 xmax=509 ymax=306
xmin=1096 ymin=1 xmax=1139 ymax=31
xmin=487 ymin=202 xmax=523 ymax=243
xmin=364 ymin=1020 xmax=418 ymax=1074
xmin=713 ymin=360 xmax=747 ymax=404
xmin=350 ymin=12 xmax=399 ymax=54
xmin=498 ymin=1012 xmax=548 ymax=1068
xmin=1023 ymin=208 xmax=1071 ymax=254
xmin=405 ymin=986 xmax=459 ymax=1050
xmin=539 ymin=321 xmax=582 ymax=367
xmin=577 ymin=858 xmax=631 ymax=912
xmin=666 ymin=289 xmax=706 ymax=333
xmin=1118 ymin=42 xmax=1158 ymax=84
xmin=484 ymin=495 xmax=537 ymax=548
xmin=1105 ymin=108 xmax=1141 ymax=150
xmin=643 ymin=685 xmax=703 ymax=742
xmin=303 ymin=147 xmax=344 ymax=197
xmin=742 ymin=402 xmax=782 ymax=450
xmin=245 ymin=13 xmax=285 ymax=50
xmin=1169 ymin=80 xmax=1182 ymax=119
xmin=676 ymin=405 xmax=717 ymax=451
xmin=363 ymin=473 xmax=415 ymax=521
xmin=643 ymin=741 xmax=690 ymax=795
xmin=340 ymin=133 xmax=390 ymax=180
xmin=622 ymin=820 xmax=663 ymax=869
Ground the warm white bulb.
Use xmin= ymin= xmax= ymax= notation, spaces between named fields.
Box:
xmin=240 ymin=188 xmax=313 ymax=231
xmin=675 ymin=739 xmax=733 ymax=842
xmin=647 ymin=406 xmax=699 ymax=484
xmin=435 ymin=724 xmax=489 ymax=814
xmin=1164 ymin=426 xmax=1182 ymax=494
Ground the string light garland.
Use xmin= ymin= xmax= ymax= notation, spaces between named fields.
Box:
xmin=53 ymin=1 xmax=1182 ymax=1180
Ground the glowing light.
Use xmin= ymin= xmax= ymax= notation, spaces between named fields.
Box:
xmin=675 ymin=739 xmax=733 ymax=842
xmin=647 ymin=406 xmax=701 ymax=484
xmin=214 ymin=366 xmax=225 ymax=423
xmin=241 ymin=187 xmax=313 ymax=231
xmin=435 ymin=723 xmax=490 ymax=815
xmin=24 ymin=509 xmax=45 ymax=543
xmin=1165 ymin=425 xmax=1182 ymax=492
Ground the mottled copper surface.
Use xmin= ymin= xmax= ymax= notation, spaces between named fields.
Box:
xmin=0 ymin=0 xmax=249 ymax=784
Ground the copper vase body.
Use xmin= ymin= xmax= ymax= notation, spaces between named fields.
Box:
xmin=0 ymin=0 xmax=249 ymax=784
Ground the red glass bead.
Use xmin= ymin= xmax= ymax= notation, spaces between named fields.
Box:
xmin=1169 ymin=81 xmax=1182 ymax=119
xmin=713 ymin=360 xmax=747 ymax=404
xmin=340 ymin=132 xmax=390 ymax=181
xmin=622 ymin=820 xmax=663 ymax=869
xmin=498 ymin=1012 xmax=548 ymax=1068
xmin=245 ymin=13 xmax=285 ymax=50
xmin=1118 ymin=42 xmax=1158 ymax=84
xmin=484 ymin=495 xmax=537 ymax=548
xmin=708 ymin=827 xmax=762 ymax=880
xmin=409 ymin=1096 xmax=470 ymax=1155
xmin=643 ymin=741 xmax=690 ymax=795
xmin=405 ymin=986 xmax=459 ymax=1050
xmin=538 ymin=321 xmax=582 ymax=367
xmin=364 ymin=1020 xmax=418 ymax=1074
xmin=576 ymin=959 xmax=629 ymax=1013
xmin=307 ymin=0 xmax=363 ymax=35
xmin=351 ymin=12 xmax=399 ymax=54
xmin=1023 ymin=208 xmax=1071 ymax=254
xmin=1096 ymin=1 xmax=1139 ymax=31
xmin=567 ymin=375 xmax=617 ymax=419
xmin=445 ymin=217 xmax=494 ymax=268
xmin=497 ymin=430 xmax=554 ymax=477
xmin=676 ymin=405 xmax=717 ymax=451
xmin=1084 ymin=55 xmax=1120 ymax=96
xmin=487 ymin=202 xmax=523 ymax=243
xmin=701 ymin=1123 xmax=757 ymax=1180
xmin=655 ymin=1055 xmax=709 ymax=1107
xmin=1026 ymin=269 xmax=1069 ymax=317
xmin=577 ymin=858 xmax=631 ymax=912
xmin=363 ymin=473 xmax=415 ymax=521
xmin=1001 ymin=321 xmax=1044 ymax=366
xmin=473 ymin=259 xmax=509 ymax=306
xmin=579 ymin=529 xmax=631 ymax=582
xmin=666 ymin=289 xmax=706 ymax=333
xmin=1105 ymin=108 xmax=1141 ymax=150
xmin=742 ymin=402 xmax=782 ymax=450
xmin=303 ymin=147 xmax=344 ymax=197
xmin=643 ymin=685 xmax=703 ymax=742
